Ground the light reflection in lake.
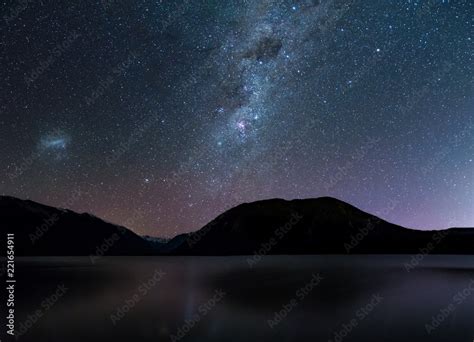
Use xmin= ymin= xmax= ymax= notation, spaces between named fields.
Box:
xmin=12 ymin=256 xmax=474 ymax=342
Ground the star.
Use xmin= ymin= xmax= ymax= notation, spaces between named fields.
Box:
xmin=1 ymin=0 xmax=472 ymax=236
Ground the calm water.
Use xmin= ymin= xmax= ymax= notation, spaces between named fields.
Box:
xmin=6 ymin=256 xmax=474 ymax=341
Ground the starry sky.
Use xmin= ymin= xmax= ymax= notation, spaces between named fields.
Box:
xmin=0 ymin=0 xmax=472 ymax=237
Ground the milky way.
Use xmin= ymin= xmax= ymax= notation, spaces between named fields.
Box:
xmin=0 ymin=0 xmax=472 ymax=236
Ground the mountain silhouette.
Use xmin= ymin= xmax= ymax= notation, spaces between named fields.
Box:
xmin=0 ymin=196 xmax=153 ymax=256
xmin=169 ymin=197 xmax=474 ymax=255
xmin=1 ymin=196 xmax=473 ymax=256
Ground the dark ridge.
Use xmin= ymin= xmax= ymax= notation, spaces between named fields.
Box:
xmin=0 ymin=196 xmax=154 ymax=256
xmin=169 ymin=197 xmax=474 ymax=255
xmin=1 ymin=195 xmax=473 ymax=256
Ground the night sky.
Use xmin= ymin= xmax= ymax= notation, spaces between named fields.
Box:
xmin=1 ymin=0 xmax=472 ymax=237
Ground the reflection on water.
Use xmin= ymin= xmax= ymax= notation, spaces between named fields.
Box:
xmin=11 ymin=256 xmax=474 ymax=341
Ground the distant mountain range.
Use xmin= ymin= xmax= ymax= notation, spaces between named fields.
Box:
xmin=1 ymin=196 xmax=473 ymax=256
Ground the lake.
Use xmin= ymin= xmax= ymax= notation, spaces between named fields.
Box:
xmin=8 ymin=256 xmax=474 ymax=341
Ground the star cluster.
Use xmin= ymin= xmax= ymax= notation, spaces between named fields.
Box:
xmin=0 ymin=0 xmax=472 ymax=236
